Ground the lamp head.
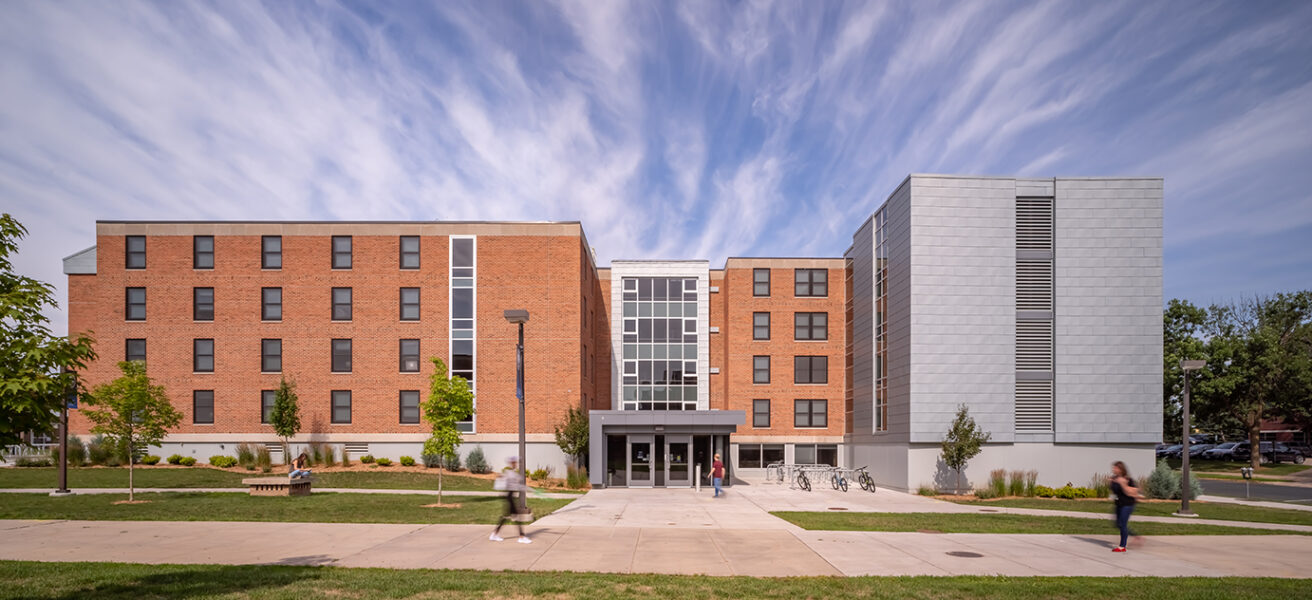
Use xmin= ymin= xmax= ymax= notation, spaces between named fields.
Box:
xmin=503 ymin=309 xmax=530 ymax=324
xmin=1180 ymin=359 xmax=1205 ymax=371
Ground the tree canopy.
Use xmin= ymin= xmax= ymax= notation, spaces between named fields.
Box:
xmin=422 ymin=357 xmax=474 ymax=505
xmin=940 ymin=404 xmax=990 ymax=494
xmin=82 ymin=361 xmax=182 ymax=500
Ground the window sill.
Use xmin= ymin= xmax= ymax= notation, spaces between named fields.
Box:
xmin=261 ymin=268 xmax=282 ymax=272
xmin=331 ymin=320 xmax=352 ymax=323
xmin=793 ymin=339 xmax=829 ymax=343
xmin=260 ymin=371 xmax=281 ymax=375
xmin=193 ymin=423 xmax=214 ymax=426
xmin=330 ymin=422 xmax=352 ymax=426
xmin=331 ymin=371 xmax=353 ymax=375
xmin=193 ymin=321 xmax=215 ymax=324
xmin=398 ymin=423 xmax=422 ymax=427
xmin=793 ymin=383 xmax=830 ymax=386
xmin=400 ymin=371 xmax=421 ymax=375
xmin=752 ymin=338 xmax=770 ymax=342
xmin=192 ymin=372 xmax=214 ymax=375
xmin=260 ymin=320 xmax=282 ymax=323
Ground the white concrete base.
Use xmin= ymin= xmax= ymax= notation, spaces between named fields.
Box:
xmin=108 ymin=439 xmax=572 ymax=472
xmin=850 ymin=441 xmax=1155 ymax=493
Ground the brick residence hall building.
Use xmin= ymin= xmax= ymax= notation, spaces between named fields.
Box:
xmin=61 ymin=175 xmax=1164 ymax=491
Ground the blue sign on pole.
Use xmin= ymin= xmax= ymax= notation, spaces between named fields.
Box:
xmin=66 ymin=390 xmax=78 ymax=410
xmin=516 ymin=345 xmax=524 ymax=400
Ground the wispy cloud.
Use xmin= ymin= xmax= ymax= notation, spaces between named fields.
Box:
xmin=2 ymin=0 xmax=1310 ymax=334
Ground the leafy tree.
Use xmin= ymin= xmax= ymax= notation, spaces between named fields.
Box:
xmin=1163 ymin=299 xmax=1208 ymax=441
xmin=81 ymin=361 xmax=182 ymax=501
xmin=421 ymin=357 xmax=473 ymax=505
xmin=940 ymin=404 xmax=991 ymax=494
xmin=554 ymin=405 xmax=589 ymax=466
xmin=0 ymin=214 xmax=97 ymax=450
xmin=269 ymin=377 xmax=301 ymax=462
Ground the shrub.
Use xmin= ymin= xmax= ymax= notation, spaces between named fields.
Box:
xmin=466 ymin=446 xmax=491 ymax=474
xmin=167 ymin=454 xmax=184 ymax=465
xmin=974 ymin=486 xmax=1000 ymax=500
xmin=917 ymin=485 xmax=938 ymax=496
xmin=529 ymin=466 xmax=553 ymax=482
xmin=178 ymin=456 xmax=197 ymax=467
xmin=360 ymin=454 xmax=375 ymax=464
xmin=87 ymin=435 xmax=123 ymax=466
xmin=1023 ymin=470 xmax=1039 ymax=497
xmin=104 ymin=453 xmax=121 ymax=467
xmin=256 ymin=446 xmax=272 ymax=472
xmin=987 ymin=469 xmax=1007 ymax=498
xmin=141 ymin=455 xmax=161 ymax=465
xmin=209 ymin=455 xmax=237 ymax=468
xmin=320 ymin=444 xmax=337 ymax=467
xmin=236 ymin=443 xmax=257 ymax=470
xmin=374 ymin=457 xmax=392 ymax=467
xmin=421 ymin=454 xmax=441 ymax=468
xmin=1144 ymin=459 xmax=1201 ymax=500
xmin=339 ymin=446 xmax=351 ymax=467
xmin=442 ymin=452 xmax=462 ymax=472
xmin=399 ymin=456 xmax=416 ymax=467
xmin=67 ymin=437 xmax=88 ymax=466
xmin=565 ymin=464 xmax=589 ymax=489
xmin=308 ymin=443 xmax=323 ymax=467
xmin=1089 ymin=472 xmax=1112 ymax=499
xmin=1007 ymin=470 xmax=1025 ymax=497
xmin=1034 ymin=484 xmax=1100 ymax=499
xmin=15 ymin=456 xmax=53 ymax=467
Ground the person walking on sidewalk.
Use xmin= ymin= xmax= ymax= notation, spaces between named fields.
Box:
xmin=1109 ymin=460 xmax=1142 ymax=552
xmin=711 ymin=453 xmax=724 ymax=497
xmin=490 ymin=456 xmax=532 ymax=544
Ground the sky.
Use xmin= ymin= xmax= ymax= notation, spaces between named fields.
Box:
xmin=3 ymin=0 xmax=1311 ymax=336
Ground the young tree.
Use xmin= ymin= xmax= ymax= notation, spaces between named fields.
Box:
xmin=554 ymin=405 xmax=589 ymax=466
xmin=940 ymin=404 xmax=991 ymax=494
xmin=0 ymin=214 xmax=97 ymax=450
xmin=82 ymin=361 xmax=182 ymax=501
xmin=269 ymin=377 xmax=301 ymax=462
xmin=422 ymin=357 xmax=473 ymax=506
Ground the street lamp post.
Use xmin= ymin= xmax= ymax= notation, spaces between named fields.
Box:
xmin=504 ymin=309 xmax=530 ymax=506
xmin=1175 ymin=359 xmax=1206 ymax=517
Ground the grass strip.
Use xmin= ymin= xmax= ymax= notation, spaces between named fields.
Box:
xmin=0 ymin=492 xmax=571 ymax=524
xmin=0 ymin=467 xmax=586 ymax=493
xmin=1 ymin=561 xmax=1308 ymax=600
xmin=946 ymin=498 xmax=1312 ymax=527
xmin=771 ymin=511 xmax=1310 ymax=535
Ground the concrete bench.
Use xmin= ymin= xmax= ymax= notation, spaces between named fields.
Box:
xmin=243 ymin=477 xmax=312 ymax=497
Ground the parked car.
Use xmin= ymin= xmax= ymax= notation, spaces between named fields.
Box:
xmin=1156 ymin=444 xmax=1183 ymax=459
xmin=1232 ymin=441 xmax=1306 ymax=464
xmin=1201 ymin=442 xmax=1239 ymax=460
xmin=1186 ymin=443 xmax=1216 ymax=458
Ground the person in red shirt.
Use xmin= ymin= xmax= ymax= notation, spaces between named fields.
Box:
xmin=711 ymin=453 xmax=724 ymax=497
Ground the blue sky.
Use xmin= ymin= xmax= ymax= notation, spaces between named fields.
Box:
xmin=4 ymin=0 xmax=1311 ymax=335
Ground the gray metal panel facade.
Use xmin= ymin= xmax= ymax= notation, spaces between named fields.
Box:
xmin=62 ymin=246 xmax=97 ymax=274
xmin=883 ymin=181 xmax=914 ymax=444
xmin=907 ymin=176 xmax=1017 ymax=444
xmin=844 ymin=217 xmax=875 ymax=442
xmin=1053 ymin=178 xmax=1163 ymax=443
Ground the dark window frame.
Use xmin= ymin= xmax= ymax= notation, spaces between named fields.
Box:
xmin=794 ymin=312 xmax=828 ymax=341
xmin=331 ymin=339 xmax=352 ymax=373
xmin=753 ymin=312 xmax=770 ymax=340
xmin=261 ymin=390 xmax=275 ymax=424
xmin=261 ymin=339 xmax=282 ymax=373
xmin=125 ymin=236 xmax=146 ymax=269
xmin=794 ymin=268 xmax=828 ymax=297
xmin=752 ymin=399 xmax=771 ymax=428
xmin=331 ymin=287 xmax=352 ymax=321
xmin=332 ymin=236 xmax=352 ymax=269
xmin=193 ymin=235 xmax=214 ymax=270
xmin=262 ymin=287 xmax=282 ymax=321
xmin=125 ymin=287 xmax=146 ymax=321
xmin=399 ymin=236 xmax=420 ymax=269
xmin=753 ymin=268 xmax=770 ymax=297
xmin=193 ymin=339 xmax=215 ymax=373
xmin=262 ymin=236 xmax=282 ymax=269
xmin=193 ymin=287 xmax=214 ymax=321
xmin=400 ymin=287 xmax=420 ymax=321
xmin=753 ymin=355 xmax=770 ymax=384
xmin=193 ymin=390 xmax=215 ymax=425
xmin=794 ymin=355 xmax=828 ymax=384
xmin=125 ymin=338 xmax=146 ymax=362
xmin=399 ymin=339 xmax=420 ymax=373
xmin=399 ymin=390 xmax=421 ymax=424
xmin=331 ymin=390 xmax=352 ymax=424
xmin=794 ymin=399 xmax=828 ymax=428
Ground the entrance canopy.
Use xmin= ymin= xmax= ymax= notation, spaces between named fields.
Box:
xmin=588 ymin=410 xmax=744 ymax=488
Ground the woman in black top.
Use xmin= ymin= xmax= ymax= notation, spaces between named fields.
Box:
xmin=1109 ymin=460 xmax=1141 ymax=552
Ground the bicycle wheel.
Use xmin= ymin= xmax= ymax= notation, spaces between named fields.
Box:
xmin=858 ymin=473 xmax=871 ymax=491
xmin=799 ymin=473 xmax=811 ymax=492
xmin=830 ymin=474 xmax=840 ymax=490
xmin=839 ymin=476 xmax=849 ymax=492
xmin=863 ymin=474 xmax=876 ymax=493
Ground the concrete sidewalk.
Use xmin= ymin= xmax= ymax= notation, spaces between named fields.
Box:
xmin=2 ymin=519 xmax=1308 ymax=577
xmin=0 ymin=488 xmax=581 ymax=499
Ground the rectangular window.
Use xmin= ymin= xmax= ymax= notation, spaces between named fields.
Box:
xmin=753 ymin=355 xmax=770 ymax=384
xmin=125 ymin=236 xmax=146 ymax=269
xmin=794 ymin=355 xmax=828 ymax=384
xmin=794 ymin=269 xmax=828 ymax=297
xmin=125 ymin=287 xmax=146 ymax=320
xmin=193 ymin=235 xmax=214 ymax=269
xmin=261 ymin=390 xmax=275 ymax=424
xmin=332 ymin=236 xmax=352 ymax=269
xmin=193 ymin=287 xmax=214 ymax=321
xmin=400 ymin=287 xmax=420 ymax=321
xmin=125 ymin=339 xmax=146 ymax=362
xmin=794 ymin=312 xmax=828 ymax=340
xmin=261 ymin=339 xmax=281 ymax=373
xmin=331 ymin=390 xmax=351 ymax=424
xmin=737 ymin=443 xmax=784 ymax=469
xmin=262 ymin=236 xmax=282 ymax=269
xmin=753 ymin=268 xmax=770 ymax=297
xmin=753 ymin=312 xmax=770 ymax=340
xmin=399 ymin=236 xmax=420 ymax=269
xmin=193 ymin=390 xmax=214 ymax=424
xmin=331 ymin=339 xmax=352 ymax=373
xmin=399 ymin=390 xmax=420 ymax=424
xmin=794 ymin=399 xmax=828 ymax=428
xmin=332 ymin=287 xmax=352 ymax=321
xmin=752 ymin=399 xmax=770 ymax=428
xmin=399 ymin=339 xmax=420 ymax=372
xmin=262 ymin=287 xmax=282 ymax=321
xmin=194 ymin=339 xmax=214 ymax=372
xmin=793 ymin=444 xmax=838 ymax=466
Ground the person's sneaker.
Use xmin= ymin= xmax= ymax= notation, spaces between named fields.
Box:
xmin=489 ymin=534 xmax=504 ymax=542
xmin=1112 ymin=547 xmax=1127 ymax=553
xmin=517 ymin=536 xmax=533 ymax=544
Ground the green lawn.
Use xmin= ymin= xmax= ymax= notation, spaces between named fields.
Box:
xmin=0 ymin=467 xmax=512 ymax=491
xmin=0 ymin=492 xmax=571 ymax=524
xmin=1 ymin=561 xmax=1307 ymax=600
xmin=948 ymin=498 xmax=1312 ymax=527
xmin=771 ymin=511 xmax=1310 ymax=536
xmin=1166 ymin=459 xmax=1310 ymax=476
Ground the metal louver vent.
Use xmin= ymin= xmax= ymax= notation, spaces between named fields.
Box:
xmin=1016 ymin=261 xmax=1053 ymax=311
xmin=1016 ymin=320 xmax=1054 ymax=370
xmin=1016 ymin=198 xmax=1053 ymax=250
xmin=344 ymin=443 xmax=370 ymax=455
xmin=1015 ymin=380 xmax=1054 ymax=432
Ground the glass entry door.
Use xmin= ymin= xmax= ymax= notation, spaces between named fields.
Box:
xmin=666 ymin=435 xmax=692 ymax=487
xmin=627 ymin=435 xmax=654 ymax=488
